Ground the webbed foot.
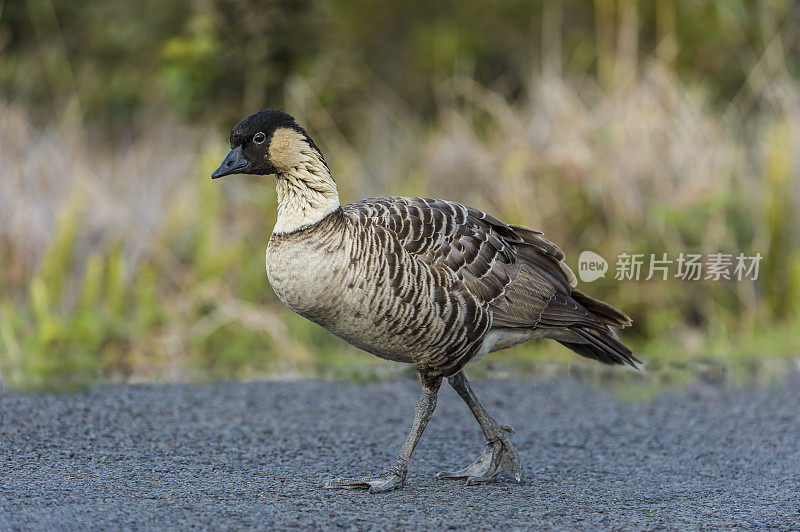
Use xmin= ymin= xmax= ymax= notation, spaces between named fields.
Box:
xmin=324 ymin=469 xmax=406 ymax=493
xmin=435 ymin=425 xmax=521 ymax=485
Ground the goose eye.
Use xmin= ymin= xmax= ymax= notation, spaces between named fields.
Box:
xmin=253 ymin=132 xmax=266 ymax=144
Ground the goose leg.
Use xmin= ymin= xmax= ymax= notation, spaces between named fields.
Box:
xmin=325 ymin=374 xmax=441 ymax=493
xmin=435 ymin=371 xmax=521 ymax=485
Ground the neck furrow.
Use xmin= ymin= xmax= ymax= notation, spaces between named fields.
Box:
xmin=273 ymin=156 xmax=340 ymax=234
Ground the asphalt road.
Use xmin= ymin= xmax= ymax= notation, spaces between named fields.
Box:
xmin=3 ymin=375 xmax=800 ymax=530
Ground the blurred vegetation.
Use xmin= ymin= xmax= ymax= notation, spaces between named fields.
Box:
xmin=1 ymin=0 xmax=799 ymax=391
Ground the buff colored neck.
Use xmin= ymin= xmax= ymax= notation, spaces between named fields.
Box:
xmin=273 ymin=151 xmax=340 ymax=234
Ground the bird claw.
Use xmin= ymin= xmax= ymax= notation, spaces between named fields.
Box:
xmin=435 ymin=430 xmax=521 ymax=485
xmin=324 ymin=470 xmax=406 ymax=493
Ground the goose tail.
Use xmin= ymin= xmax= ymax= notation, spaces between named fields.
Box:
xmin=558 ymin=326 xmax=641 ymax=368
xmin=571 ymin=289 xmax=633 ymax=329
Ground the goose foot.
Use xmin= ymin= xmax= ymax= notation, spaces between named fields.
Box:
xmin=325 ymin=378 xmax=441 ymax=495
xmin=435 ymin=425 xmax=521 ymax=485
xmin=324 ymin=469 xmax=405 ymax=493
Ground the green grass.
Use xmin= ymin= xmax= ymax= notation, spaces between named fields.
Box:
xmin=1 ymin=62 xmax=799 ymax=392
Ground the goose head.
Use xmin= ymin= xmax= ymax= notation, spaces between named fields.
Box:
xmin=211 ymin=109 xmax=327 ymax=179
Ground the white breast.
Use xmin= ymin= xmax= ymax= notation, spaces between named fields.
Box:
xmin=266 ymin=237 xmax=337 ymax=318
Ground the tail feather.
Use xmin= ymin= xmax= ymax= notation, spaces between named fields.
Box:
xmin=571 ymin=289 xmax=633 ymax=329
xmin=559 ymin=326 xmax=641 ymax=368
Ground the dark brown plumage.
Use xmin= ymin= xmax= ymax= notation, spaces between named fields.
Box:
xmin=341 ymin=197 xmax=639 ymax=376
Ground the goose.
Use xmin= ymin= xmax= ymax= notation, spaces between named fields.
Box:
xmin=212 ymin=109 xmax=639 ymax=493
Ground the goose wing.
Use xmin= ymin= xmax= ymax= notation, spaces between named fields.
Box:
xmin=345 ymin=196 xmax=577 ymax=323
xmin=344 ymin=196 xmax=636 ymax=369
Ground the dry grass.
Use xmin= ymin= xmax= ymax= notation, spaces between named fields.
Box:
xmin=1 ymin=61 xmax=799 ymax=390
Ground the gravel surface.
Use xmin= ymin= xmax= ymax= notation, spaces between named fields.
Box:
xmin=3 ymin=376 xmax=800 ymax=530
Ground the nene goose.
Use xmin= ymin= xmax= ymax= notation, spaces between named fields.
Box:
xmin=212 ymin=109 xmax=638 ymax=493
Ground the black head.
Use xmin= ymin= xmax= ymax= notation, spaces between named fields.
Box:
xmin=211 ymin=110 xmax=324 ymax=179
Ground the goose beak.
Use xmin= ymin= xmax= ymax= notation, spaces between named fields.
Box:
xmin=212 ymin=146 xmax=248 ymax=179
